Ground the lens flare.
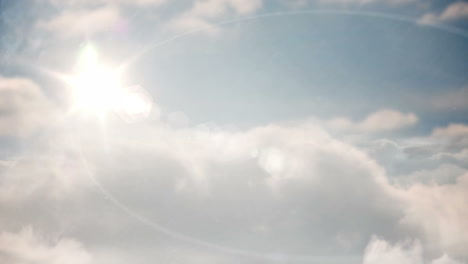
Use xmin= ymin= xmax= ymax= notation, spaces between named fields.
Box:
xmin=67 ymin=44 xmax=151 ymax=121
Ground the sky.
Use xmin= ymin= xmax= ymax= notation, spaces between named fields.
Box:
xmin=0 ymin=0 xmax=468 ymax=263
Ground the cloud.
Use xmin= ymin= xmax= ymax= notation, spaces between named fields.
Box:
xmin=167 ymin=0 xmax=262 ymax=34
xmin=328 ymin=109 xmax=418 ymax=133
xmin=0 ymin=150 xmax=92 ymax=205
xmin=229 ymin=0 xmax=263 ymax=14
xmin=1 ymin=115 xmax=406 ymax=258
xmin=363 ymin=236 xmax=423 ymax=264
xmin=363 ymin=236 xmax=463 ymax=264
xmin=167 ymin=15 xmax=222 ymax=35
xmin=317 ymin=0 xmax=416 ymax=5
xmin=1 ymin=101 xmax=467 ymax=262
xmin=400 ymin=173 xmax=468 ymax=258
xmin=430 ymin=123 xmax=468 ymax=151
xmin=432 ymin=123 xmax=468 ymax=138
xmin=37 ymin=6 xmax=122 ymax=38
xmin=362 ymin=121 xmax=468 ymax=175
xmin=419 ymin=2 xmax=468 ymax=24
xmin=2 ymin=0 xmax=468 ymax=261
xmin=0 ymin=226 xmax=92 ymax=264
xmin=41 ymin=0 xmax=167 ymax=6
xmin=432 ymin=254 xmax=465 ymax=264
xmin=282 ymin=0 xmax=417 ymax=7
xmin=431 ymin=148 xmax=468 ymax=164
xmin=428 ymin=87 xmax=468 ymax=111
xmin=35 ymin=0 xmax=169 ymax=38
xmin=0 ymin=76 xmax=56 ymax=137
xmin=402 ymin=164 xmax=466 ymax=185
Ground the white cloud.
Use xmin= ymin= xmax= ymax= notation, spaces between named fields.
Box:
xmin=432 ymin=123 xmax=468 ymax=138
xmin=317 ymin=0 xmax=415 ymax=5
xmin=363 ymin=237 xmax=463 ymax=264
xmin=0 ymin=226 xmax=92 ymax=264
xmin=363 ymin=236 xmax=423 ymax=264
xmin=1 ymin=100 xmax=467 ymax=262
xmin=282 ymin=0 xmax=416 ymax=6
xmin=428 ymin=87 xmax=468 ymax=111
xmin=400 ymin=173 xmax=468 ymax=258
xmin=168 ymin=15 xmax=222 ymax=35
xmin=0 ymin=76 xmax=56 ymax=137
xmin=166 ymin=111 xmax=190 ymax=128
xmin=3 ymin=0 xmax=468 ymax=261
xmin=167 ymin=0 xmax=262 ymax=34
xmin=361 ymin=122 xmax=468 ymax=187
xmin=328 ymin=109 xmax=418 ymax=133
xmin=431 ymin=254 xmax=464 ymax=264
xmin=41 ymin=0 xmax=167 ymax=6
xmin=402 ymin=164 xmax=465 ymax=185
xmin=229 ymin=0 xmax=263 ymax=14
xmin=430 ymin=123 xmax=468 ymax=151
xmin=419 ymin=2 xmax=468 ymax=24
xmin=0 ymin=151 xmax=91 ymax=204
xmin=1 ymin=115 xmax=405 ymax=257
xmin=37 ymin=6 xmax=121 ymax=37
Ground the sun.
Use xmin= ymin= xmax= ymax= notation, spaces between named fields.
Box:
xmin=69 ymin=44 xmax=124 ymax=115
xmin=67 ymin=44 xmax=152 ymax=120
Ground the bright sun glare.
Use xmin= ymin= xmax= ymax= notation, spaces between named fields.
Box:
xmin=67 ymin=44 xmax=151 ymax=120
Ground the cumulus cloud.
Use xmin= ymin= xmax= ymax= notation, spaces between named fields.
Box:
xmin=1 ymin=116 xmax=405 ymax=258
xmin=0 ymin=95 xmax=466 ymax=263
xmin=400 ymin=173 xmax=468 ymax=259
xmin=37 ymin=6 xmax=122 ymax=38
xmin=0 ymin=226 xmax=92 ymax=264
xmin=0 ymin=76 xmax=56 ymax=137
xmin=419 ymin=2 xmax=468 ymax=24
xmin=328 ymin=109 xmax=418 ymax=133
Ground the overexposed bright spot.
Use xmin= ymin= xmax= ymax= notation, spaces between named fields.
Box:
xmin=117 ymin=85 xmax=153 ymax=122
xmin=67 ymin=44 xmax=151 ymax=120
xmin=258 ymin=147 xmax=285 ymax=175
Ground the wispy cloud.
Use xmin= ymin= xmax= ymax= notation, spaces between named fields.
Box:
xmin=328 ymin=109 xmax=418 ymax=133
xmin=0 ymin=226 xmax=92 ymax=264
xmin=317 ymin=0 xmax=416 ymax=5
xmin=363 ymin=237 xmax=464 ymax=264
xmin=167 ymin=0 xmax=263 ymax=34
xmin=419 ymin=1 xmax=468 ymax=25
xmin=37 ymin=6 xmax=122 ymax=38
xmin=428 ymin=87 xmax=468 ymax=111
xmin=41 ymin=0 xmax=167 ymax=7
xmin=0 ymin=76 xmax=56 ymax=137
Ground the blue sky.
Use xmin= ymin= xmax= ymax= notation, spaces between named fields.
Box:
xmin=1 ymin=1 xmax=468 ymax=264
xmin=1 ymin=0 xmax=467 ymax=130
